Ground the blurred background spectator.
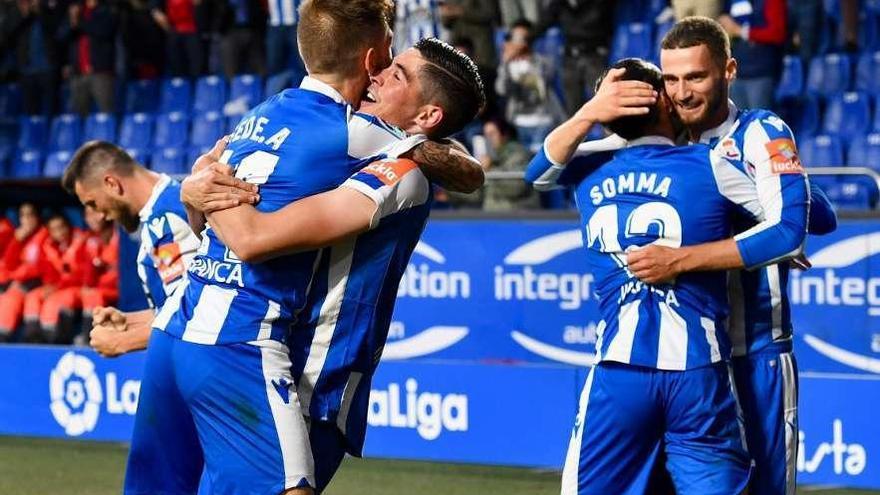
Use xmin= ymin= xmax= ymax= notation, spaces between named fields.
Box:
xmin=151 ymin=0 xmax=204 ymax=77
xmin=478 ymin=117 xmax=538 ymax=211
xmin=265 ymin=0 xmax=303 ymax=80
xmin=439 ymin=0 xmax=500 ymax=112
xmin=498 ymin=0 xmax=538 ymax=27
xmin=61 ymin=0 xmax=117 ymax=115
xmin=217 ymin=0 xmax=266 ymax=78
xmin=671 ymin=0 xmax=722 ymax=19
xmin=394 ymin=0 xmax=443 ymax=60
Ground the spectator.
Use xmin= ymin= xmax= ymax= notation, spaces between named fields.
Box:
xmin=78 ymin=205 xmax=117 ymax=342
xmin=841 ymin=0 xmax=858 ymax=51
xmin=719 ymin=0 xmax=786 ymax=110
xmin=265 ymin=0 xmax=304 ymax=78
xmin=788 ymin=0 xmax=820 ymax=63
xmin=394 ymin=0 xmax=443 ymax=56
xmin=21 ymin=212 xmax=81 ymax=343
xmin=0 ymin=202 xmax=47 ymax=341
xmin=671 ymin=0 xmax=722 ymax=19
xmin=217 ymin=0 xmax=265 ymax=78
xmin=0 ymin=214 xmax=13 ymax=261
xmin=479 ymin=118 xmax=538 ymax=211
xmin=151 ymin=0 xmax=203 ymax=77
xmin=439 ymin=0 xmax=500 ymax=111
xmin=533 ymin=0 xmax=614 ymax=116
xmin=119 ymin=0 xmax=166 ymax=79
xmin=7 ymin=0 xmax=61 ymax=114
xmin=499 ymin=0 xmax=538 ymax=27
xmin=495 ymin=18 xmax=565 ymax=153
xmin=59 ymin=0 xmax=116 ymax=116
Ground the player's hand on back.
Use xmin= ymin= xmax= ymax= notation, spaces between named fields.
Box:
xmin=578 ymin=67 xmax=658 ymax=125
xmin=182 ymin=137 xmax=260 ymax=213
xmin=626 ymin=244 xmax=685 ymax=285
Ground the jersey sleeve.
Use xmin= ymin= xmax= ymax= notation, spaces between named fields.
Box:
xmin=807 ymin=180 xmax=838 ymax=235
xmin=145 ymin=211 xmax=200 ymax=297
xmin=341 ymin=158 xmax=431 ymax=229
xmin=732 ymin=114 xmax=809 ymax=269
xmin=525 ymin=134 xmax=624 ymax=191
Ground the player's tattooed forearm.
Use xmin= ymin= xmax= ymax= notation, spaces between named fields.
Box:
xmin=409 ymin=140 xmax=485 ymax=194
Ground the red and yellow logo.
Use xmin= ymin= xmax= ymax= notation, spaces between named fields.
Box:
xmin=153 ymin=242 xmax=184 ymax=284
xmin=765 ymin=138 xmax=804 ymax=175
xmin=362 ymin=158 xmax=418 ymax=186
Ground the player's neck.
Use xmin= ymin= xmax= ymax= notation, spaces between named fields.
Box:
xmin=688 ymin=106 xmax=730 ymax=142
xmin=129 ymin=168 xmax=161 ymax=213
xmin=310 ymin=73 xmax=368 ymax=108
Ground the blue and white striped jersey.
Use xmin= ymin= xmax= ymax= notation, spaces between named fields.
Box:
xmin=153 ymin=77 xmax=423 ymax=345
xmin=394 ymin=0 xmax=443 ymax=55
xmin=698 ymin=103 xmax=812 ymax=356
xmin=136 ymin=174 xmax=200 ymax=310
xmin=567 ymin=137 xmax=764 ymax=370
xmin=290 ymin=159 xmax=433 ymax=455
xmin=267 ymin=0 xmax=299 ymax=26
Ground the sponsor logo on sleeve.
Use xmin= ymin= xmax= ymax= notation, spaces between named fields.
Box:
xmin=363 ymin=159 xmax=418 ymax=186
xmin=766 ymin=138 xmax=804 ymax=175
xmin=154 ymin=242 xmax=184 ymax=284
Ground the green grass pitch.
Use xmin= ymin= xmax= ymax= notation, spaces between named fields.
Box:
xmin=0 ymin=436 xmax=876 ymax=495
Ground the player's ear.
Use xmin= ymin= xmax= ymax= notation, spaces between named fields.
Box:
xmin=103 ymin=174 xmax=123 ymax=197
xmin=416 ymin=104 xmax=444 ymax=134
xmin=725 ymin=57 xmax=737 ymax=84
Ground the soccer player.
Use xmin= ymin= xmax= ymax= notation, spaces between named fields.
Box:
xmin=62 ymin=141 xmax=204 ymax=357
xmin=182 ymin=38 xmax=484 ymax=492
xmin=125 ymin=1 xmax=482 ymax=494
xmin=528 ymin=57 xmax=809 ymax=495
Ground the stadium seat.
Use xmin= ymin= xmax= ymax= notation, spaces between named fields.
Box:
xmin=125 ymin=148 xmax=151 ymax=166
xmin=48 ymin=114 xmax=83 ymax=152
xmin=848 ymin=133 xmax=880 ymax=171
xmin=153 ymin=112 xmax=190 ymax=149
xmin=778 ymin=95 xmax=821 ymax=139
xmin=194 ymin=75 xmax=228 ymax=114
xmin=118 ymin=113 xmax=155 ymax=151
xmin=806 ymin=53 xmax=852 ymax=97
xmin=160 ymin=78 xmax=192 ymax=113
xmin=11 ymin=149 xmax=43 ymax=178
xmin=829 ymin=179 xmax=877 ymax=209
xmin=822 ymin=92 xmax=871 ymax=142
xmin=775 ymin=56 xmax=804 ymax=101
xmin=610 ymin=23 xmax=653 ymax=63
xmin=799 ymin=134 xmax=845 ymax=167
xmin=0 ymin=84 xmax=21 ymax=119
xmin=83 ymin=113 xmax=117 ymax=142
xmin=855 ymin=51 xmax=880 ymax=94
xmin=150 ymin=147 xmax=187 ymax=175
xmin=228 ymin=74 xmax=263 ymax=116
xmin=124 ymin=79 xmax=160 ymax=114
xmin=17 ymin=115 xmax=48 ymax=151
xmin=190 ymin=111 xmax=224 ymax=151
xmin=44 ymin=150 xmax=73 ymax=178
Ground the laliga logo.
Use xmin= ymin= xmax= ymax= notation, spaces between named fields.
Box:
xmin=368 ymin=378 xmax=468 ymax=441
xmin=792 ymin=232 xmax=880 ymax=374
xmin=49 ymin=352 xmax=103 ymax=437
xmin=498 ymin=230 xmax=597 ymax=366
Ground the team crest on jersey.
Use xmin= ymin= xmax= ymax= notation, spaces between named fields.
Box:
xmin=766 ymin=138 xmax=804 ymax=175
xmin=154 ymin=242 xmax=184 ymax=283
xmin=363 ymin=159 xmax=418 ymax=186
xmin=718 ymin=137 xmax=741 ymax=161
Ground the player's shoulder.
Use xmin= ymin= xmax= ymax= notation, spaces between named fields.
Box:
xmin=350 ymin=112 xmax=408 ymax=140
xmin=737 ymin=108 xmax=793 ymax=140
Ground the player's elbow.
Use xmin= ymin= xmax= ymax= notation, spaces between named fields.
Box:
xmin=458 ymin=165 xmax=486 ymax=194
xmin=227 ymin=237 xmax=264 ymax=263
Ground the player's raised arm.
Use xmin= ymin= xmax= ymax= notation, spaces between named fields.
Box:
xmin=205 ymin=158 xmax=428 ymax=263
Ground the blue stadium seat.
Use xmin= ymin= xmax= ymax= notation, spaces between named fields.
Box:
xmin=124 ymin=79 xmax=160 ymax=114
xmin=153 ymin=112 xmax=190 ymax=149
xmin=17 ymin=115 xmax=48 ymax=151
xmin=229 ymin=74 xmax=263 ymax=115
xmin=151 ymin=147 xmax=187 ymax=174
xmin=0 ymin=121 xmax=16 ymax=168
xmin=11 ymin=149 xmax=43 ymax=178
xmin=822 ymin=92 xmax=871 ymax=143
xmin=160 ymin=78 xmax=192 ymax=113
xmin=84 ymin=113 xmax=117 ymax=142
xmin=0 ymin=84 xmax=21 ymax=119
xmin=829 ymin=178 xmax=877 ymax=209
xmin=799 ymin=134 xmax=845 ymax=166
xmin=847 ymin=133 xmax=880 ymax=170
xmin=776 ymin=56 xmax=804 ymax=101
xmin=194 ymin=75 xmax=228 ymax=114
xmin=125 ymin=148 xmax=151 ymax=166
xmin=610 ymin=23 xmax=653 ymax=63
xmin=48 ymin=113 xmax=82 ymax=152
xmin=532 ymin=27 xmax=564 ymax=67
xmin=778 ymin=95 xmax=821 ymax=139
xmin=652 ymin=19 xmax=674 ymax=63
xmin=806 ymin=53 xmax=852 ymax=97
xmin=190 ymin=111 xmax=224 ymax=151
xmin=119 ymin=113 xmax=155 ymax=151
xmin=855 ymin=51 xmax=879 ymax=93
xmin=44 ymin=150 xmax=73 ymax=178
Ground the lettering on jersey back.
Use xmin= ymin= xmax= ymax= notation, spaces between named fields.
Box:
xmin=590 ymin=172 xmax=672 ymax=205
xmin=229 ymin=116 xmax=291 ymax=151
xmin=766 ymin=138 xmax=804 ymax=175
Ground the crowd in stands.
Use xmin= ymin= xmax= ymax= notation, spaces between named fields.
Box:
xmin=0 ymin=203 xmax=118 ymax=344
xmin=0 ymin=0 xmax=878 ymax=210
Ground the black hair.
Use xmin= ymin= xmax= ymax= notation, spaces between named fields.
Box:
xmin=596 ymin=58 xmax=664 ymax=141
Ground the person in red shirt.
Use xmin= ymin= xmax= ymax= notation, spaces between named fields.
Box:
xmin=0 ymin=215 xmax=15 ymax=288
xmin=0 ymin=203 xmax=48 ymax=340
xmin=22 ymin=214 xmax=85 ymax=343
xmin=78 ymin=205 xmax=118 ymax=341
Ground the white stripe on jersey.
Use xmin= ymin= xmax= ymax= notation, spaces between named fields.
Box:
xmin=657 ymin=301 xmax=688 ymax=370
xmin=604 ymin=300 xmax=640 ymax=363
xmin=181 ymin=285 xmax=238 ymax=344
xmin=710 ymin=152 xmax=763 ymax=219
xmin=701 ymin=317 xmax=722 ymax=363
xmin=153 ymin=279 xmax=189 ymax=330
xmin=561 ymin=366 xmax=596 ymax=495
xmin=297 ymin=239 xmax=356 ymax=415
xmin=258 ymin=300 xmax=282 ymax=341
xmin=336 ymin=371 xmax=363 ymax=434
xmin=136 ymin=229 xmax=152 ymax=306
xmin=257 ymin=341 xmax=316 ymax=489
xmin=767 ymin=264 xmax=783 ymax=341
xmin=780 ymin=352 xmax=798 ymax=495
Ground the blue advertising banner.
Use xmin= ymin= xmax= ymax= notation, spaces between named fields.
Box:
xmin=0 ymin=346 xmax=878 ymax=488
